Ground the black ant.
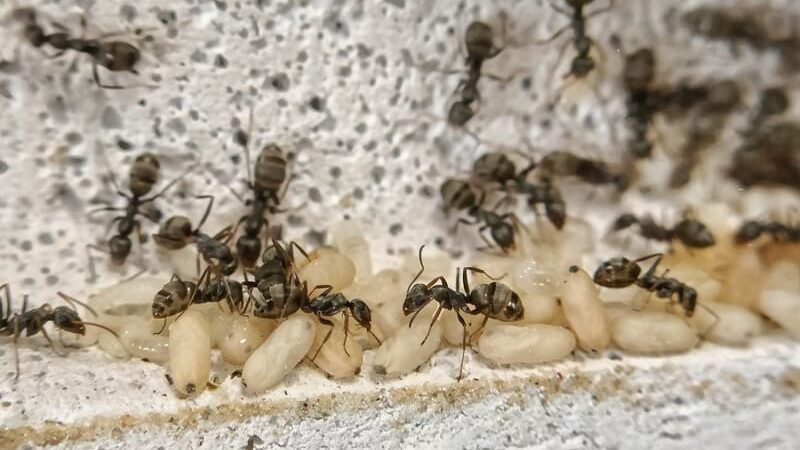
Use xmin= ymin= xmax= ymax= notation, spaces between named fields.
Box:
xmin=445 ymin=187 xmax=520 ymax=252
xmin=151 ymin=271 xmax=245 ymax=325
xmin=0 ymin=284 xmax=117 ymax=379
xmin=611 ymin=213 xmax=716 ymax=249
xmin=14 ymin=7 xmax=148 ymax=89
xmin=402 ymin=245 xmax=523 ymax=380
xmin=734 ymin=220 xmax=800 ymax=245
xmin=538 ymin=150 xmax=629 ymax=191
xmin=86 ymin=152 xmax=186 ymax=282
xmin=611 ymin=34 xmax=658 ymax=159
xmin=152 ymin=195 xmax=238 ymax=277
xmin=230 ymin=109 xmax=290 ymax=268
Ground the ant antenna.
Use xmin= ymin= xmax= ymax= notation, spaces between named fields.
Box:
xmin=81 ymin=321 xmax=120 ymax=338
xmin=57 ymin=292 xmax=98 ymax=317
xmin=406 ymin=245 xmax=427 ymax=295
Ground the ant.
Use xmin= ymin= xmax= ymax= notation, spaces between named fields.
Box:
xmin=734 ymin=220 xmax=800 ymax=245
xmin=13 ymin=7 xmax=147 ymax=89
xmin=403 ymin=245 xmax=523 ymax=380
xmin=86 ymin=152 xmax=186 ymax=283
xmin=610 ymin=213 xmax=716 ymax=249
xmin=152 ymin=271 xmax=245 ymax=327
xmin=592 ymin=254 xmax=720 ymax=332
xmin=443 ymin=186 xmax=520 ymax=252
xmin=538 ymin=151 xmax=629 ymax=191
xmin=611 ymin=35 xmax=658 ymax=159
xmin=230 ymin=109 xmax=290 ymax=268
xmin=0 ymin=284 xmax=117 ymax=379
xmin=152 ymin=195 xmax=238 ymax=277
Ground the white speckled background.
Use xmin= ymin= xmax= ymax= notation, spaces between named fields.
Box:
xmin=0 ymin=0 xmax=799 ymax=448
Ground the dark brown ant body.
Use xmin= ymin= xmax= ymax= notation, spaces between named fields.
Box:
xmin=539 ymin=151 xmax=629 ymax=191
xmin=151 ymin=273 xmax=245 ymax=320
xmin=620 ymin=45 xmax=658 ymax=159
xmin=232 ymin=114 xmax=289 ymax=268
xmin=14 ymin=8 xmax=144 ymax=89
xmin=0 ymin=284 xmax=116 ymax=378
xmin=401 ymin=246 xmax=523 ymax=380
xmin=153 ymin=195 xmax=238 ymax=277
xmin=611 ymin=213 xmax=716 ymax=248
xmin=734 ymin=220 xmax=800 ymax=245
xmin=593 ymin=254 xmax=699 ymax=317
xmin=87 ymin=153 xmax=183 ymax=282
xmin=440 ymin=178 xmax=518 ymax=251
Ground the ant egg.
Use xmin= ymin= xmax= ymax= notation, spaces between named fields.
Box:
xmin=242 ymin=315 xmax=317 ymax=394
xmin=298 ymin=247 xmax=356 ymax=293
xmin=763 ymin=260 xmax=800 ymax=292
xmin=219 ymin=316 xmax=275 ymax=365
xmin=721 ymin=247 xmax=765 ymax=311
xmin=560 ymin=266 xmax=611 ymax=352
xmin=760 ymin=289 xmax=800 ymax=339
xmin=442 ymin=311 xmax=483 ymax=346
xmin=332 ymin=220 xmax=373 ymax=281
xmin=608 ymin=308 xmax=699 ymax=354
xmin=168 ymin=310 xmax=212 ymax=397
xmin=478 ymin=324 xmax=576 ymax=365
xmin=120 ymin=318 xmax=170 ymax=362
xmin=98 ymin=331 xmax=130 ymax=359
xmin=307 ymin=323 xmax=363 ymax=379
xmin=690 ymin=301 xmax=763 ymax=346
xmin=373 ymin=306 xmax=442 ymax=377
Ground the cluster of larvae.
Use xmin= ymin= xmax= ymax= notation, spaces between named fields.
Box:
xmin=60 ymin=211 xmax=799 ymax=397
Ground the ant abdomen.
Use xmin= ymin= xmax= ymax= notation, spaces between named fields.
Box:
xmin=108 ymin=235 xmax=133 ymax=265
xmin=254 ymin=144 xmax=288 ymax=197
xmin=129 ymin=153 xmax=160 ymax=197
xmin=96 ymin=41 xmax=141 ymax=72
xmin=153 ymin=216 xmax=194 ymax=250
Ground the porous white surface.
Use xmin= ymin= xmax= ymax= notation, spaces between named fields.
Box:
xmin=0 ymin=0 xmax=799 ymax=448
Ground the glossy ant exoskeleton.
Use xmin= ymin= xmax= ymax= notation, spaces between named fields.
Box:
xmin=14 ymin=7 xmax=149 ymax=89
xmin=442 ymin=185 xmax=520 ymax=252
xmin=734 ymin=220 xmax=800 ymax=245
xmin=230 ymin=109 xmax=290 ymax=268
xmin=403 ymin=245 xmax=523 ymax=380
xmin=151 ymin=271 xmax=245 ymax=321
xmin=86 ymin=152 xmax=186 ymax=282
xmin=538 ymin=151 xmax=629 ymax=191
xmin=610 ymin=213 xmax=716 ymax=249
xmin=152 ymin=195 xmax=238 ymax=277
xmin=620 ymin=44 xmax=657 ymax=159
xmin=0 ymin=284 xmax=117 ymax=378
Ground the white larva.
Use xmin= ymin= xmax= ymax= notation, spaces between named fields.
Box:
xmin=689 ymin=300 xmax=763 ymax=346
xmin=372 ymin=306 xmax=442 ymax=377
xmin=97 ymin=331 xmax=130 ymax=359
xmin=609 ymin=308 xmax=699 ymax=354
xmin=193 ymin=303 xmax=236 ymax=348
xmin=763 ymin=260 xmax=800 ymax=292
xmin=477 ymin=324 xmax=576 ymax=365
xmin=219 ymin=316 xmax=275 ymax=365
xmin=518 ymin=291 xmax=560 ymax=324
xmin=331 ymin=220 xmax=373 ymax=281
xmin=721 ymin=248 xmax=764 ymax=311
xmin=119 ymin=318 xmax=170 ymax=362
xmin=168 ymin=310 xmax=212 ymax=396
xmin=560 ymin=266 xmax=611 ymax=352
xmin=242 ymin=315 xmax=317 ymax=394
xmin=89 ymin=276 xmax=168 ymax=312
xmin=760 ymin=289 xmax=800 ymax=339
xmin=441 ymin=310 xmax=483 ymax=346
xmin=307 ymin=323 xmax=363 ymax=379
xmin=297 ymin=247 xmax=356 ymax=293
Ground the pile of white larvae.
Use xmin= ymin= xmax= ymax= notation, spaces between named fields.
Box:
xmin=62 ymin=212 xmax=800 ymax=398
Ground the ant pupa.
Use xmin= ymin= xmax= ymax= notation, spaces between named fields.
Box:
xmin=403 ymin=245 xmax=523 ymax=380
xmin=86 ymin=152 xmax=188 ymax=282
xmin=0 ymin=284 xmax=117 ymax=379
xmin=610 ymin=213 xmax=716 ymax=249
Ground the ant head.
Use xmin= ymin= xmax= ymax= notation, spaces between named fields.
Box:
xmin=153 ymin=216 xmax=194 ymax=249
xmin=491 ymin=222 xmax=516 ymax=252
xmin=735 ymin=220 xmax=762 ymax=244
xmin=571 ymin=55 xmax=595 ymax=78
xmin=109 ymin=235 xmax=132 ymax=265
xmin=545 ymin=201 xmax=567 ymax=230
xmin=612 ymin=213 xmax=638 ymax=231
xmin=52 ymin=306 xmax=86 ymax=334
xmin=441 ymin=179 xmax=477 ymax=212
xmin=403 ymin=284 xmax=430 ymax=316
xmin=152 ymin=279 xmax=190 ymax=318
xmin=566 ymin=0 xmax=594 ymax=8
xmin=447 ymin=101 xmax=475 ymax=127
xmin=464 ymin=21 xmax=495 ymax=61
xmin=99 ymin=41 xmax=141 ymax=72
xmin=129 ymin=152 xmax=160 ymax=197
xmin=593 ymin=257 xmax=641 ymax=288
xmin=236 ymin=236 xmax=262 ymax=268
xmin=349 ymin=299 xmax=372 ymax=330
xmin=473 ymin=152 xmax=516 ymax=184
xmin=674 ymin=219 xmax=716 ymax=248
xmin=624 ymin=48 xmax=655 ymax=92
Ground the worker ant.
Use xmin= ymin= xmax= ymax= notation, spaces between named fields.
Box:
xmin=151 ymin=271 xmax=245 ymax=327
xmin=610 ymin=213 xmax=716 ymax=248
xmin=230 ymin=108 xmax=290 ymax=268
xmin=152 ymin=195 xmax=238 ymax=277
xmin=13 ymin=7 xmax=149 ymax=89
xmin=86 ymin=152 xmax=187 ymax=282
xmin=403 ymin=245 xmax=523 ymax=380
xmin=441 ymin=184 xmax=520 ymax=252
xmin=0 ymin=284 xmax=117 ymax=379
xmin=538 ymin=151 xmax=629 ymax=191
xmin=734 ymin=220 xmax=800 ymax=245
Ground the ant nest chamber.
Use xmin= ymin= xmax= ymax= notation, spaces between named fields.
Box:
xmin=1 ymin=0 xmax=800 ymax=449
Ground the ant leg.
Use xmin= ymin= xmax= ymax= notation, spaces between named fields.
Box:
xmin=420 ymin=304 xmax=443 ymax=346
xmin=341 ymin=313 xmax=351 ymax=357
xmin=13 ymin=317 xmax=21 ymax=380
xmin=462 ymin=266 xmax=505 ymax=287
xmin=194 ymin=195 xmax=215 ymax=230
xmin=697 ymin=303 xmax=720 ymax=341
xmin=40 ymin=326 xmax=67 ymax=357
xmin=468 ymin=315 xmax=490 ymax=344
xmin=308 ymin=284 xmax=333 ymax=298
xmin=475 ymin=225 xmax=498 ymax=252
xmin=286 ymin=241 xmax=310 ymax=261
xmin=310 ymin=317 xmax=335 ymax=362
xmin=1 ymin=283 xmax=11 ymax=322
xmin=57 ymin=292 xmax=97 ymax=317
xmin=425 ymin=276 xmax=449 ymax=289
xmin=453 ymin=217 xmax=479 ymax=236
xmin=455 ymin=311 xmax=469 ymax=381
xmin=638 ymin=254 xmax=664 ymax=277
xmin=86 ymin=206 xmax=124 ymax=218
xmin=85 ymin=244 xmax=107 ymax=283
xmin=92 ymin=63 xmax=125 ymax=90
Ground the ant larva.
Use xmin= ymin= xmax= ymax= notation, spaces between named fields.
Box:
xmin=0 ymin=284 xmax=117 ymax=379
xmin=610 ymin=213 xmax=716 ymax=249
xmin=86 ymin=152 xmax=187 ymax=282
xmin=734 ymin=220 xmax=800 ymax=245
xmin=152 ymin=195 xmax=238 ymax=277
xmin=230 ymin=108 xmax=290 ymax=268
xmin=592 ymin=253 xmax=717 ymax=322
xmin=13 ymin=7 xmax=150 ymax=89
xmin=403 ymin=245 xmax=523 ymax=380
